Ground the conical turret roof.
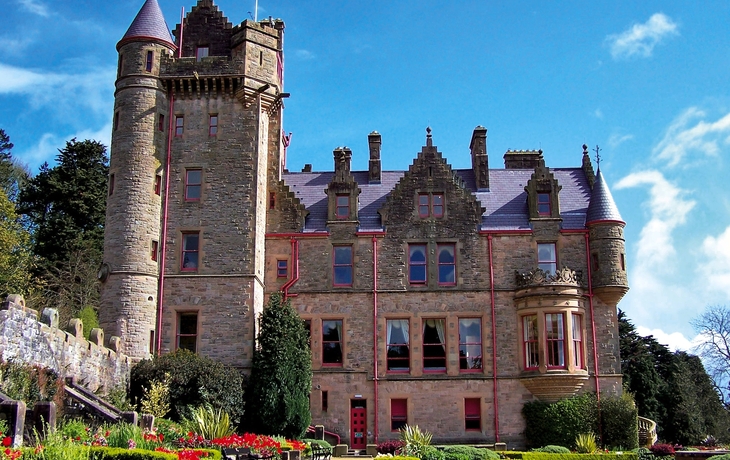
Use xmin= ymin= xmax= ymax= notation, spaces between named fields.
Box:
xmin=118 ymin=0 xmax=176 ymax=50
xmin=586 ymin=168 xmax=624 ymax=225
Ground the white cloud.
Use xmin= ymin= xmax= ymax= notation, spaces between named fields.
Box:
xmin=294 ymin=49 xmax=315 ymax=60
xmin=698 ymin=226 xmax=730 ymax=298
xmin=17 ymin=0 xmax=49 ymax=17
xmin=20 ymin=123 xmax=112 ymax=167
xmin=608 ymin=133 xmax=634 ymax=148
xmin=615 ymin=170 xmax=695 ymax=268
xmin=653 ymin=107 xmax=730 ymax=167
xmin=636 ymin=326 xmax=703 ymax=352
xmin=606 ymin=13 xmax=678 ymax=60
xmin=594 ymin=109 xmax=603 ymax=119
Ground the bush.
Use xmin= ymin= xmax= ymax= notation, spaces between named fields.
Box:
xmin=442 ymin=446 xmax=500 ymax=460
xmin=377 ymin=440 xmax=404 ymax=454
xmin=531 ymin=446 xmax=571 ymax=453
xmin=77 ymin=306 xmax=99 ymax=340
xmin=708 ymin=455 xmax=730 ymax=460
xmin=308 ymin=439 xmax=333 ymax=449
xmin=399 ymin=425 xmax=433 ymax=458
xmin=576 ymin=433 xmax=598 ymax=454
xmin=183 ymin=405 xmax=235 ymax=440
xmin=130 ymin=349 xmax=246 ymax=425
xmin=601 ymin=392 xmax=639 ymax=450
xmin=419 ymin=446 xmax=445 ymax=460
xmin=649 ymin=444 xmax=675 ymax=456
xmin=0 ymin=360 xmax=61 ymax=406
xmin=523 ymin=393 xmax=596 ymax=449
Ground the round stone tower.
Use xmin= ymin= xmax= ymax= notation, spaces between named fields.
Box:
xmin=98 ymin=0 xmax=176 ymax=359
xmin=586 ymin=168 xmax=629 ymax=305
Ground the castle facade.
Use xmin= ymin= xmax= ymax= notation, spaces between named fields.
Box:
xmin=99 ymin=0 xmax=629 ymax=447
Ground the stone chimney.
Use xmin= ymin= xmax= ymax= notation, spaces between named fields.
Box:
xmin=470 ymin=126 xmax=489 ymax=190
xmin=368 ymin=131 xmax=382 ymax=184
xmin=504 ymin=149 xmax=544 ymax=169
xmin=333 ymin=147 xmax=352 ymax=182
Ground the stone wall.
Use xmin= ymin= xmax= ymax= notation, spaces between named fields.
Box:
xmin=0 ymin=296 xmax=131 ymax=393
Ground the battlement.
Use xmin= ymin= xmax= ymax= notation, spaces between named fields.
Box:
xmin=0 ymin=295 xmax=132 ymax=393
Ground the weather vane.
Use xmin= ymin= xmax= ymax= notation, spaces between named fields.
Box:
xmin=594 ymin=145 xmax=601 ymax=168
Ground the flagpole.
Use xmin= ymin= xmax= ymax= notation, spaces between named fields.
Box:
xmin=254 ymin=0 xmax=258 ymax=21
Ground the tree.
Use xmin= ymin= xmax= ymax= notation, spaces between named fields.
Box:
xmin=0 ymin=129 xmax=29 ymax=203
xmin=0 ymin=187 xmax=36 ymax=298
xmin=692 ymin=305 xmax=730 ymax=404
xmin=243 ymin=292 xmax=312 ymax=438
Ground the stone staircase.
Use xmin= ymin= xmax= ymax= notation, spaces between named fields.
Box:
xmin=638 ymin=416 xmax=658 ymax=447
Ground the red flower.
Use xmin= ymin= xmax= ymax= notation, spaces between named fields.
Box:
xmin=2 ymin=437 xmax=12 ymax=447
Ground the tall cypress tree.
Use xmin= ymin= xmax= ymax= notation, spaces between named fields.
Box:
xmin=243 ymin=292 xmax=312 ymax=438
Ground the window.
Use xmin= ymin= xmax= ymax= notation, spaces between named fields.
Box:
xmin=537 ymin=242 xmax=557 ymax=274
xmin=322 ymin=320 xmax=343 ymax=365
xmin=158 ymin=113 xmax=165 ymax=132
xmin=151 ymin=240 xmax=159 ymax=262
xmin=391 ymin=399 xmax=407 ymax=431
xmin=545 ymin=313 xmax=565 ymax=368
xmin=437 ymin=243 xmax=456 ymax=285
xmin=423 ymin=319 xmax=446 ymax=372
xmin=408 ymin=244 xmax=427 ymax=285
xmin=620 ymin=253 xmax=626 ymax=271
xmin=537 ymin=192 xmax=551 ymax=216
xmin=209 ymin=114 xmax=218 ymax=136
xmin=572 ymin=313 xmax=583 ymax=369
xmin=459 ymin=318 xmax=482 ymax=371
xmin=149 ymin=330 xmax=155 ymax=354
xmin=175 ymin=116 xmax=184 ymax=136
xmin=181 ymin=232 xmax=199 ymax=271
xmin=418 ymin=193 xmax=444 ymax=218
xmin=591 ymin=253 xmax=599 ymax=272
xmin=523 ymin=315 xmax=539 ymax=369
xmin=335 ymin=195 xmax=349 ymax=219
xmin=185 ymin=169 xmax=202 ymax=201
xmin=146 ymin=50 xmax=153 ymax=72
xmin=118 ymin=54 xmax=124 ymax=78
xmin=155 ymin=175 xmax=162 ymax=195
xmin=196 ymin=46 xmax=209 ymax=61
xmin=108 ymin=174 xmax=115 ymax=196
xmin=386 ymin=319 xmax=410 ymax=372
xmin=113 ymin=111 xmax=120 ymax=131
xmin=333 ymin=246 xmax=353 ymax=286
xmin=269 ymin=192 xmax=276 ymax=209
xmin=177 ymin=312 xmax=197 ymax=352
xmin=464 ymin=398 xmax=481 ymax=431
xmin=303 ymin=319 xmax=311 ymax=348
xmin=322 ymin=391 xmax=328 ymax=412
xmin=277 ymin=259 xmax=288 ymax=278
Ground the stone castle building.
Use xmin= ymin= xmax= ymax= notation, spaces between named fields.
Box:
xmin=99 ymin=0 xmax=629 ymax=447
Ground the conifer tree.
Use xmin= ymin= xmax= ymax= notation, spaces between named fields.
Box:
xmin=243 ymin=292 xmax=312 ymax=438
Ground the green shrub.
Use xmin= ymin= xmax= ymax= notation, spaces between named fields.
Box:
xmin=308 ymin=439 xmax=333 ymax=449
xmin=601 ymin=392 xmax=639 ymax=450
xmin=388 ymin=457 xmax=419 ymax=460
xmin=105 ymin=423 xmax=148 ymax=450
xmin=419 ymin=446 xmax=445 ymax=460
xmin=523 ymin=393 xmax=596 ymax=449
xmin=399 ymin=425 xmax=433 ymax=458
xmin=0 ymin=360 xmax=60 ymax=406
xmin=442 ymin=445 xmax=499 ymax=460
xmin=531 ymin=446 xmax=571 ymax=453
xmin=154 ymin=418 xmax=185 ymax=447
xmin=504 ymin=454 xmax=637 ymax=460
xmin=575 ymin=433 xmax=598 ymax=454
xmin=183 ymin=405 xmax=234 ymax=440
xmin=130 ymin=349 xmax=246 ymax=425
xmin=77 ymin=306 xmax=99 ymax=340
xmin=88 ymin=447 xmax=178 ymax=460
xmin=140 ymin=374 xmax=170 ymax=419
xmin=707 ymin=454 xmax=730 ymax=460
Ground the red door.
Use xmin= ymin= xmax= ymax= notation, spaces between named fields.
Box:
xmin=350 ymin=406 xmax=367 ymax=449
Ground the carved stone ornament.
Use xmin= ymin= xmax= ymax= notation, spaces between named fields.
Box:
xmin=515 ymin=266 xmax=583 ymax=288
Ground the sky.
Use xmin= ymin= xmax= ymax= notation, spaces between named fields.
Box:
xmin=1 ymin=0 xmax=729 ymax=352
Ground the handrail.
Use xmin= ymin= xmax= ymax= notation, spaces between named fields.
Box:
xmin=638 ymin=416 xmax=658 ymax=447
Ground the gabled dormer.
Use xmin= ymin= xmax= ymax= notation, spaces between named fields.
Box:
xmin=524 ymin=153 xmax=562 ymax=220
xmin=325 ymin=147 xmax=361 ymax=223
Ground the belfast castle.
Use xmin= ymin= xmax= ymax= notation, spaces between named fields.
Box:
xmin=99 ymin=0 xmax=629 ymax=447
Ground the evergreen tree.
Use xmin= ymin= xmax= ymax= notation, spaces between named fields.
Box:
xmin=0 ymin=129 xmax=30 ymax=203
xmin=243 ymin=292 xmax=312 ymax=438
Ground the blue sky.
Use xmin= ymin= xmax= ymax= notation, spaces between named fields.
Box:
xmin=1 ymin=0 xmax=729 ymax=351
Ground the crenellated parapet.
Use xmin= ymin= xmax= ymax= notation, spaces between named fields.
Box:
xmin=0 ymin=295 xmax=131 ymax=394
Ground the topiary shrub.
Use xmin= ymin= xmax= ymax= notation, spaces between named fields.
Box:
xmin=442 ymin=445 xmax=500 ymax=460
xmin=129 ymin=349 xmax=246 ymax=425
xmin=522 ymin=393 xmax=596 ymax=449
xmin=531 ymin=445 xmax=571 ymax=453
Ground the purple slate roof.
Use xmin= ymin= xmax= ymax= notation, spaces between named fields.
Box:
xmin=282 ymin=167 xmax=593 ymax=232
xmin=586 ymin=169 xmax=624 ymax=224
xmin=119 ymin=0 xmax=175 ymax=49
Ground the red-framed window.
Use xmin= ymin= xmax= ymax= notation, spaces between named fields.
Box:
xmin=386 ymin=319 xmax=410 ymax=372
xmin=155 ymin=175 xmax=162 ymax=195
xmin=572 ymin=313 xmax=583 ymax=369
xmin=538 ymin=242 xmax=557 ymax=274
xmin=408 ymin=244 xmax=427 ymax=285
xmin=423 ymin=319 xmax=446 ymax=372
xmin=113 ymin=111 xmax=120 ymax=131
xmin=209 ymin=114 xmax=218 ymax=136
xmin=196 ymin=46 xmax=209 ymax=61
xmin=181 ymin=232 xmax=199 ymax=271
xmin=459 ymin=318 xmax=482 ymax=371
xmin=335 ymin=195 xmax=349 ymax=219
xmin=158 ymin=113 xmax=165 ymax=132
xmin=322 ymin=319 xmax=343 ymax=365
xmin=432 ymin=193 xmax=444 ymax=217
xmin=108 ymin=174 xmax=115 ymax=196
xmin=145 ymin=50 xmax=153 ymax=72
xmin=151 ymin=240 xmax=159 ymax=262
xmin=465 ymin=398 xmax=481 ymax=431
xmin=333 ymin=245 xmax=353 ymax=286
xmin=418 ymin=194 xmax=430 ymax=218
xmin=523 ymin=315 xmax=539 ymax=370
xmin=545 ymin=313 xmax=565 ymax=368
xmin=537 ymin=192 xmax=551 ymax=216
xmin=391 ymin=399 xmax=407 ymax=432
xmin=185 ymin=169 xmax=202 ymax=201
xmin=277 ymin=259 xmax=288 ymax=278
xmin=437 ymin=243 xmax=456 ymax=285
xmin=175 ymin=116 xmax=184 ymax=137
xmin=418 ymin=193 xmax=444 ymax=218
xmin=176 ymin=312 xmax=197 ymax=352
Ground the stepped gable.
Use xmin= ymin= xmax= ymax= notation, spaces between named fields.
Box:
xmin=585 ymin=168 xmax=623 ymax=224
xmin=118 ymin=0 xmax=175 ymax=49
xmin=173 ymin=0 xmax=234 ymax=58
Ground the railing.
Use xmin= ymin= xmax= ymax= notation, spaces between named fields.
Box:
xmin=515 ymin=267 xmax=583 ymax=288
xmin=638 ymin=416 xmax=658 ymax=447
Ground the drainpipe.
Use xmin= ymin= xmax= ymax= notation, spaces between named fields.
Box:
xmin=584 ymin=232 xmax=602 ymax=442
xmin=282 ymin=237 xmax=299 ymax=299
xmin=372 ymin=235 xmax=379 ymax=443
xmin=487 ymin=234 xmax=500 ymax=443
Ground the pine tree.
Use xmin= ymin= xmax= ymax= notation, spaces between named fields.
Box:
xmin=0 ymin=129 xmax=29 ymax=203
xmin=243 ymin=292 xmax=312 ymax=438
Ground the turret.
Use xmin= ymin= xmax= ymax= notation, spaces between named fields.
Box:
xmin=586 ymin=168 xmax=628 ymax=305
xmin=99 ymin=0 xmax=176 ymax=360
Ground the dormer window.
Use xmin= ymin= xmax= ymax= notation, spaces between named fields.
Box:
xmin=336 ymin=195 xmax=349 ymax=219
xmin=537 ymin=193 xmax=551 ymax=216
xmin=196 ymin=46 xmax=209 ymax=61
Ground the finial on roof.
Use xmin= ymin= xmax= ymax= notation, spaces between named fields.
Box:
xmin=426 ymin=126 xmax=433 ymax=147
xmin=583 ymin=144 xmax=589 ymax=155
xmin=594 ymin=145 xmax=602 ymax=170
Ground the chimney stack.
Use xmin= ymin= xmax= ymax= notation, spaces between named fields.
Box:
xmin=333 ymin=147 xmax=352 ymax=181
xmin=470 ymin=126 xmax=489 ymax=190
xmin=368 ymin=131 xmax=381 ymax=183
